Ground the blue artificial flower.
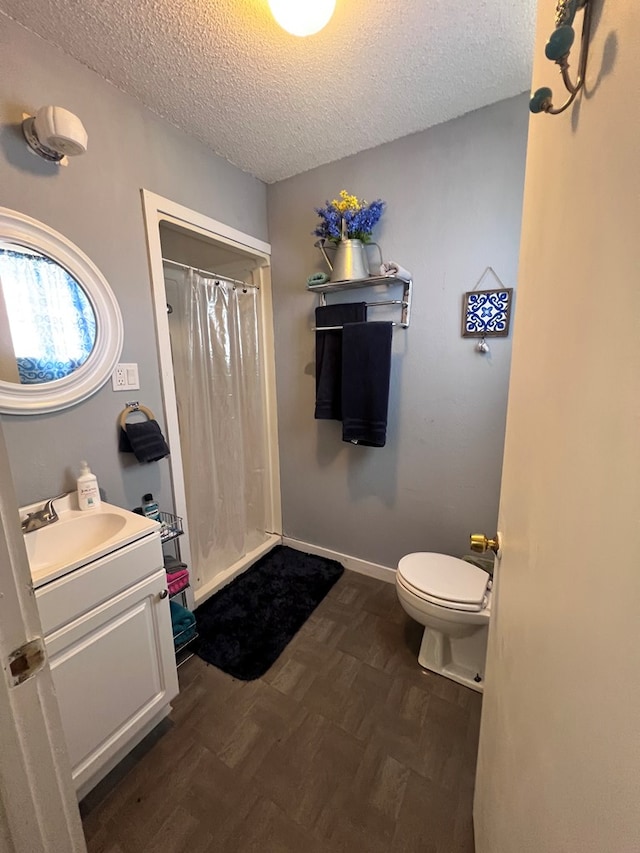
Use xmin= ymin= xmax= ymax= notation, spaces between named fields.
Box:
xmin=313 ymin=196 xmax=385 ymax=243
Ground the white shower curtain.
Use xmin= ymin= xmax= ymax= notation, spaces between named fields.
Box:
xmin=169 ymin=269 xmax=269 ymax=587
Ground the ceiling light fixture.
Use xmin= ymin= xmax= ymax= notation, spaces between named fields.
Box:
xmin=268 ymin=0 xmax=336 ymax=37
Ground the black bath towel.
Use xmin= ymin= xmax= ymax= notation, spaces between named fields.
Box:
xmin=119 ymin=419 xmax=170 ymax=463
xmin=314 ymin=302 xmax=367 ymax=420
xmin=341 ymin=321 xmax=393 ymax=447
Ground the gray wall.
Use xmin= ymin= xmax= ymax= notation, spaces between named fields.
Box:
xmin=0 ymin=11 xmax=528 ymax=566
xmin=267 ymin=94 xmax=528 ymax=569
xmin=0 ymin=14 xmax=267 ymax=511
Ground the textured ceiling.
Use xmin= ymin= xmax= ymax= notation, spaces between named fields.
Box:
xmin=0 ymin=0 xmax=536 ymax=183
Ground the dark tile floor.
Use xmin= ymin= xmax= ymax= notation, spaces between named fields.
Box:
xmin=81 ymin=569 xmax=481 ymax=852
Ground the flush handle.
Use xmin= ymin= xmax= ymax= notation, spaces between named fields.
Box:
xmin=470 ymin=533 xmax=500 ymax=555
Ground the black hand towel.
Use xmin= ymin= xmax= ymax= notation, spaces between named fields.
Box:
xmin=163 ymin=554 xmax=188 ymax=571
xmin=119 ymin=419 xmax=170 ymax=463
xmin=341 ymin=321 xmax=393 ymax=447
xmin=314 ymin=302 xmax=367 ymax=420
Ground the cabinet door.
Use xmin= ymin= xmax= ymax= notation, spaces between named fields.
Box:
xmin=44 ymin=568 xmax=179 ymax=793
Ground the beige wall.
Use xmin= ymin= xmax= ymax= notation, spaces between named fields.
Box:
xmin=0 ymin=13 xmax=267 ymax=511
xmin=474 ymin=1 xmax=640 ymax=850
xmin=267 ymin=95 xmax=528 ymax=568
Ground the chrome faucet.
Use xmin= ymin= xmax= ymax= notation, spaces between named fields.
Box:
xmin=21 ymin=492 xmax=70 ymax=534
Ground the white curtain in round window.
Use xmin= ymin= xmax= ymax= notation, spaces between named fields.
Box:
xmin=0 ymin=248 xmax=96 ymax=383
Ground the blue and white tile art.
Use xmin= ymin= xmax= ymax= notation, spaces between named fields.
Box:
xmin=462 ymin=288 xmax=513 ymax=338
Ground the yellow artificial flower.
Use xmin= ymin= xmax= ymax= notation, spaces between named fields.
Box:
xmin=331 ymin=190 xmax=363 ymax=213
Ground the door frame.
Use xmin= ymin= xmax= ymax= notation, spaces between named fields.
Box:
xmin=141 ymin=191 xmax=282 ymax=604
xmin=0 ymin=419 xmax=86 ymax=852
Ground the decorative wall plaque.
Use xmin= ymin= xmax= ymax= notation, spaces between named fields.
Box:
xmin=462 ymin=288 xmax=513 ymax=338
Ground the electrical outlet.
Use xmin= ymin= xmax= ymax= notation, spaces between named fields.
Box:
xmin=113 ymin=366 xmax=126 ymax=388
xmin=111 ymin=363 xmax=140 ymax=391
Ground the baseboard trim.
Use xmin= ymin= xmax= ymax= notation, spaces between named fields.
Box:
xmin=283 ymin=537 xmax=396 ymax=585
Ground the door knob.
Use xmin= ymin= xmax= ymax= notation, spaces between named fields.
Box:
xmin=159 ymin=589 xmax=169 ymax=600
xmin=470 ymin=533 xmax=500 ymax=555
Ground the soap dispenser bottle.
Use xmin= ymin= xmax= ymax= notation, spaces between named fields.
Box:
xmin=77 ymin=461 xmax=101 ymax=511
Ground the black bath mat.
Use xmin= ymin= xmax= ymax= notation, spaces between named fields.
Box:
xmin=194 ymin=545 xmax=344 ymax=680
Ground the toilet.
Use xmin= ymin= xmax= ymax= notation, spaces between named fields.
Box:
xmin=396 ymin=552 xmax=492 ymax=693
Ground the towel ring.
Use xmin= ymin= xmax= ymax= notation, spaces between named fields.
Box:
xmin=119 ymin=403 xmax=156 ymax=429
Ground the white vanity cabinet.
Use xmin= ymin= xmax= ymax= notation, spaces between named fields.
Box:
xmin=35 ymin=532 xmax=179 ymax=799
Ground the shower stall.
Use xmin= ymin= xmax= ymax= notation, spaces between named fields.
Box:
xmin=143 ymin=193 xmax=281 ymax=605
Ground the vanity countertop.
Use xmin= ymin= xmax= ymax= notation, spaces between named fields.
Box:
xmin=19 ymin=493 xmax=161 ymax=589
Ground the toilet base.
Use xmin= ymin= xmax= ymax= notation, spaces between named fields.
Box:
xmin=418 ymin=624 xmax=488 ymax=693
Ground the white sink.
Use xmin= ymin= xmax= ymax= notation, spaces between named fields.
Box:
xmin=20 ymin=493 xmax=161 ymax=588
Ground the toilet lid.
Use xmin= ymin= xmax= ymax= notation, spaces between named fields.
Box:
xmin=397 ymin=553 xmax=490 ymax=609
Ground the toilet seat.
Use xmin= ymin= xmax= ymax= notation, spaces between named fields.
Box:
xmin=397 ymin=574 xmax=489 ymax=613
xmin=397 ymin=553 xmax=490 ymax=613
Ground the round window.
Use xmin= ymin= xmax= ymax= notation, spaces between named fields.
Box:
xmin=0 ymin=208 xmax=123 ymax=414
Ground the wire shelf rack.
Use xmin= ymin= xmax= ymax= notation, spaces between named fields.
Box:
xmin=173 ymin=624 xmax=199 ymax=668
xmin=159 ymin=511 xmax=183 ymax=543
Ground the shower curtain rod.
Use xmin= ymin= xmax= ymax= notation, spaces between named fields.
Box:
xmin=162 ymin=257 xmax=259 ymax=290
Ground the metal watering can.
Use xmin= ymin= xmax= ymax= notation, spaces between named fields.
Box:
xmin=315 ymin=238 xmax=383 ymax=283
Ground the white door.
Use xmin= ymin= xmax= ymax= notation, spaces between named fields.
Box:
xmin=0 ymin=422 xmax=86 ymax=852
xmin=473 ymin=1 xmax=640 ymax=850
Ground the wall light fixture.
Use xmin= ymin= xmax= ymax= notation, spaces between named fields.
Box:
xmin=22 ymin=106 xmax=88 ymax=165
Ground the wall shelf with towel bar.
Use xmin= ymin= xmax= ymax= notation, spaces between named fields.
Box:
xmin=308 ymin=275 xmax=412 ymax=329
